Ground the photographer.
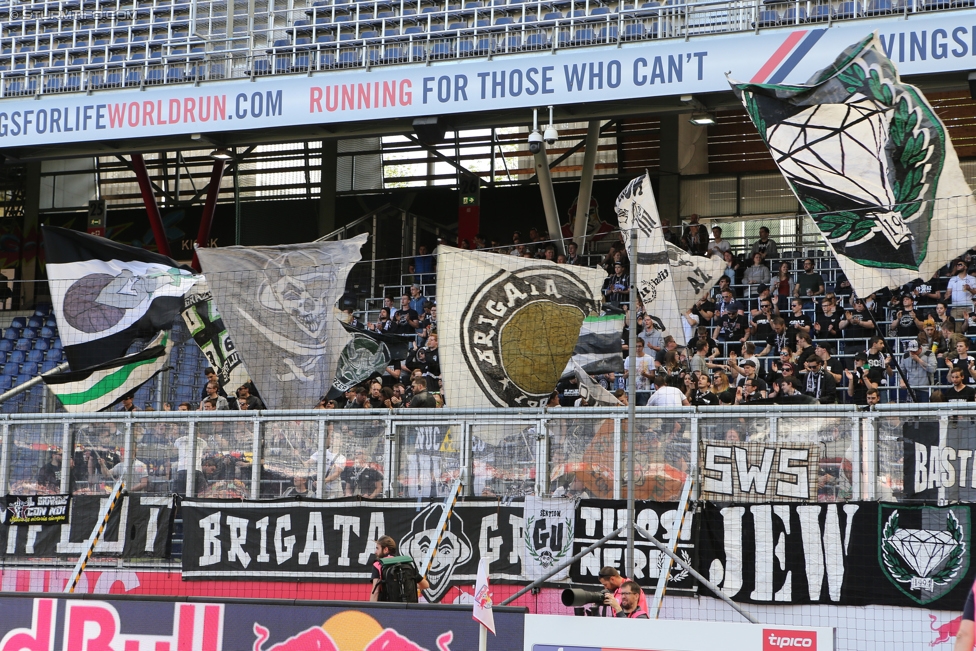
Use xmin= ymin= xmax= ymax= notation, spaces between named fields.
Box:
xmin=598 ymin=567 xmax=648 ymax=615
xmin=605 ymin=580 xmax=649 ymax=619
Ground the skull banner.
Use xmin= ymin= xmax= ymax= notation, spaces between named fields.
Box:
xmin=196 ymin=235 xmax=368 ymax=410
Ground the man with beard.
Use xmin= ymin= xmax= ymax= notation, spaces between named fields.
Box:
xmin=800 ymin=355 xmax=837 ymax=404
xmin=370 ymin=535 xmax=429 ymax=602
xmin=598 ymin=567 xmax=648 ymax=616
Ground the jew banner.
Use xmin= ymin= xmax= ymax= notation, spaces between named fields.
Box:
xmin=901 ymin=417 xmax=976 ymax=502
xmin=730 ymin=35 xmax=976 ymax=296
xmin=181 ymin=280 xmax=250 ymax=395
xmin=436 ymin=245 xmax=605 ymax=409
xmin=43 ymin=226 xmax=199 ymax=371
xmin=699 ymin=441 xmax=821 ymax=503
xmin=522 ymin=496 xmax=575 ymax=581
xmin=697 ymin=502 xmax=976 ymax=609
xmin=42 ymin=331 xmax=173 ymax=413
xmin=616 ymin=174 xmax=686 ymax=344
xmin=181 ymin=498 xmax=523 ymax=603
xmin=0 ymin=495 xmax=173 ymax=558
xmin=570 ymin=500 xmax=697 ymax=593
xmin=196 ymin=234 xmax=368 ymax=410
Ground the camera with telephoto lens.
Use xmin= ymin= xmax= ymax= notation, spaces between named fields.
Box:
xmin=561 ymin=588 xmax=610 ymax=608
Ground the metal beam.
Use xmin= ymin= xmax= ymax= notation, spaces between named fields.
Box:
xmin=533 ymin=144 xmax=565 ymax=256
xmin=131 ymin=154 xmax=172 ymax=258
xmin=114 ymin=155 xmax=176 ymax=206
xmin=573 ymin=120 xmax=602 ymax=250
xmin=191 ymin=158 xmax=227 ymax=271
xmin=403 ymin=134 xmax=480 ymax=184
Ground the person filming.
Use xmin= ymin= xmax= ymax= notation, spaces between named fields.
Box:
xmin=605 ymin=580 xmax=649 ymax=619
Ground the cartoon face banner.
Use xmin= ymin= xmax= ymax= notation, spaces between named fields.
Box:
xmin=697 ymin=502 xmax=975 ymax=609
xmin=196 ymin=234 xmax=368 ymax=410
xmin=180 ymin=499 xmax=524 ymax=603
xmin=435 ymin=245 xmax=605 ymax=408
xmin=0 ymin=495 xmax=173 ymax=558
xmin=0 ymin=595 xmax=526 ymax=651
xmin=730 ymin=35 xmax=976 ymax=296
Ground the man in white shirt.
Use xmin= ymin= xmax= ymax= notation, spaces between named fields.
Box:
xmin=647 ymin=374 xmax=690 ymax=407
xmin=707 ymin=226 xmax=731 ymax=258
xmin=945 ymin=259 xmax=976 ymax=331
xmin=633 ymin=339 xmax=654 ymax=406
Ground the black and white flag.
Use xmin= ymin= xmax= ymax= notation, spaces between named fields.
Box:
xmin=196 ymin=235 xmax=368 ymax=410
xmin=181 ymin=280 xmax=250 ymax=395
xmin=43 ymin=226 xmax=199 ymax=370
xmin=326 ymin=322 xmax=411 ymax=400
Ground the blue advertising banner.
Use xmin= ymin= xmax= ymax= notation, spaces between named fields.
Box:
xmin=0 ymin=595 xmax=526 ymax=651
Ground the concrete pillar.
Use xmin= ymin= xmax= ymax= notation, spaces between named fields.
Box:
xmin=319 ymin=139 xmax=338 ymax=237
xmin=22 ymin=162 xmax=41 ymax=305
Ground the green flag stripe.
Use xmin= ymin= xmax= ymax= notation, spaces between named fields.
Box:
xmin=54 ymin=355 xmax=162 ymax=406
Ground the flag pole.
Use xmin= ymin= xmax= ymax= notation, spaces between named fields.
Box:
xmin=478 ymin=624 xmax=487 ymax=651
xmin=864 ymin=303 xmax=917 ymax=402
xmin=626 ymin=226 xmax=638 ymax=579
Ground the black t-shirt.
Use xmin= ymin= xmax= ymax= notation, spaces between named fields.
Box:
xmin=947 ymin=385 xmax=976 ymax=402
xmin=844 ymin=310 xmax=874 ymax=339
xmin=692 ymin=300 xmax=716 ymax=324
xmin=949 ymin=356 xmax=976 ymax=385
xmin=850 ymin=367 xmax=885 ymax=404
xmin=785 ymin=313 xmax=812 ymax=341
xmin=750 ymin=314 xmax=773 ymax=340
xmin=815 ymin=311 xmax=842 ymax=339
xmin=907 ymin=277 xmax=944 ymax=307
xmin=691 ymin=390 xmax=720 ymax=406
xmin=765 ymin=331 xmax=789 ymax=357
xmin=391 ymin=309 xmax=420 ymax=334
xmin=341 ymin=464 xmax=384 ymax=495
xmin=894 ymin=309 xmax=920 ymax=337
xmin=718 ymin=314 xmax=749 ymax=341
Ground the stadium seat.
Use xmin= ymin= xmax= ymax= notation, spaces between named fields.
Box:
xmin=40 ymin=360 xmax=58 ymax=374
xmin=0 ymin=376 xmax=13 ymax=392
xmin=166 ymin=67 xmax=186 ymax=83
xmin=524 ymin=33 xmax=548 ymax=48
xmin=20 ymin=361 xmax=37 ymax=376
xmin=14 ymin=338 xmax=31 ymax=351
xmin=835 ymin=1 xmax=857 ymax=16
xmin=25 ymin=350 xmax=43 ymax=363
xmin=21 ymin=328 xmax=37 ymax=340
xmin=51 ymin=338 xmax=62 ymax=350
xmin=3 ymin=328 xmax=20 ymax=340
xmin=756 ymin=9 xmax=779 ymax=26
xmin=1 ymin=362 xmax=15 ymax=376
xmin=26 ymin=317 xmax=41 ymax=328
xmin=0 ymin=340 xmax=12 ymax=353
xmin=32 ymin=339 xmax=49 ymax=351
xmin=14 ymin=374 xmax=32 ymax=386
xmin=8 ymin=350 xmax=25 ymax=365
xmin=43 ymin=349 xmax=61 ymax=361
xmin=810 ymin=4 xmax=831 ymax=19
xmin=9 ymin=317 xmax=25 ymax=329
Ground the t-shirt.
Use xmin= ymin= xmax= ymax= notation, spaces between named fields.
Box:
xmin=391 ymin=309 xmax=420 ymax=334
xmin=765 ymin=331 xmax=789 ymax=357
xmin=844 ymin=310 xmax=873 ymax=339
xmin=946 ymin=385 xmax=976 ymax=402
xmin=691 ymin=390 xmax=719 ymax=406
xmin=785 ymin=313 xmax=812 ymax=340
xmin=692 ymin=300 xmax=716 ymax=324
xmin=647 ymin=386 xmax=685 ymax=406
xmin=946 ymin=275 xmax=976 ymax=305
xmin=174 ymin=437 xmax=207 ymax=472
xmin=717 ymin=314 xmax=748 ymax=341
xmin=796 ymin=272 xmax=825 ymax=296
xmin=634 ymin=354 xmax=653 ymax=391
xmin=949 ymin=356 xmax=976 ymax=385
xmin=341 ymin=464 xmax=384 ymax=495
xmin=815 ymin=311 xmax=842 ymax=339
xmin=707 ymin=239 xmax=731 ymax=258
xmin=893 ymin=310 xmax=920 ymax=337
xmin=750 ymin=314 xmax=773 ymax=340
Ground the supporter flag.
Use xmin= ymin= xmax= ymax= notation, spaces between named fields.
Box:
xmin=730 ymin=34 xmax=976 ymax=296
xmin=572 ymin=360 xmax=622 ymax=407
xmin=181 ymin=279 xmax=250 ymax=395
xmin=42 ymin=331 xmax=172 ymax=412
xmin=472 ymin=558 xmax=496 ymax=635
xmin=561 ymin=310 xmax=624 ymax=378
xmin=196 ymin=234 xmax=368 ymax=410
xmin=616 ymin=173 xmax=687 ymax=344
xmin=43 ymin=226 xmax=199 ymax=371
xmin=325 ymin=322 xmax=412 ymax=400
xmin=436 ymin=245 xmax=605 ymax=409
xmin=667 ymin=243 xmax=725 ymax=313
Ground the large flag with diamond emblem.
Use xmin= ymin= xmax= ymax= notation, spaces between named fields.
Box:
xmin=196 ymin=235 xmax=368 ymax=410
xmin=42 ymin=331 xmax=173 ymax=412
xmin=437 ymin=245 xmax=606 ymax=408
xmin=730 ymin=34 xmax=976 ymax=296
xmin=43 ymin=226 xmax=199 ymax=371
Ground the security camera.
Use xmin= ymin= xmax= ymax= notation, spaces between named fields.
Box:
xmin=543 ymin=125 xmax=558 ymax=146
xmin=528 ymin=130 xmax=544 ymax=155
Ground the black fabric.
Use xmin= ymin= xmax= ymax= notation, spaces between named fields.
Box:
xmin=378 ymin=558 xmax=421 ymax=602
xmin=42 ymin=225 xmax=183 ymax=268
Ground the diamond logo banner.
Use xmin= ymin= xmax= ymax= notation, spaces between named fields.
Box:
xmin=879 ymin=504 xmax=970 ymax=605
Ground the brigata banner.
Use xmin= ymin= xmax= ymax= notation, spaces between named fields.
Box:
xmin=570 ymin=499 xmax=696 ymax=593
xmin=0 ymin=595 xmax=526 ymax=651
xmin=0 ymin=12 xmax=972 ymax=148
xmin=0 ymin=495 xmax=172 ymax=558
xmin=181 ymin=498 xmax=524 ymax=603
xmin=697 ymin=501 xmax=976 ymax=609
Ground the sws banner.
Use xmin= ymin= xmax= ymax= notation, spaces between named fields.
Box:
xmin=0 ymin=495 xmax=173 ymax=558
xmin=570 ymin=500 xmax=696 ymax=593
xmin=181 ymin=498 xmax=524 ymax=603
xmin=0 ymin=595 xmax=526 ymax=651
xmin=697 ymin=502 xmax=976 ymax=609
xmin=699 ymin=442 xmax=820 ymax=503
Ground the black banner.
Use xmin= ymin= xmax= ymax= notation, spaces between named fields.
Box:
xmin=697 ymin=501 xmax=976 ymax=608
xmin=902 ymin=418 xmax=976 ymax=502
xmin=3 ymin=494 xmax=70 ymax=525
xmin=181 ymin=498 xmax=523 ymax=603
xmin=0 ymin=495 xmax=173 ymax=558
xmin=569 ymin=499 xmax=697 ymax=593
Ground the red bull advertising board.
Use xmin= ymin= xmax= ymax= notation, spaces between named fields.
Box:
xmin=0 ymin=594 xmax=525 ymax=651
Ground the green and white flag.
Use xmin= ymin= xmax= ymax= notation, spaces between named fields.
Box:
xmin=730 ymin=34 xmax=976 ymax=296
xmin=42 ymin=332 xmax=172 ymax=413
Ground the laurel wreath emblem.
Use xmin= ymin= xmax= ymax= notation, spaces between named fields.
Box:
xmin=668 ymin=550 xmax=691 ymax=583
xmin=881 ymin=509 xmax=964 ymax=586
xmin=524 ymin=515 xmax=574 ymax=569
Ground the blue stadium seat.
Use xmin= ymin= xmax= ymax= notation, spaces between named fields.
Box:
xmin=34 ymin=303 xmax=52 ymax=316
xmin=21 ymin=328 xmax=37 ymax=340
xmin=756 ymin=9 xmax=779 ymax=25
xmin=1 ymin=363 xmax=16 ymax=377
xmin=25 ymin=350 xmax=43 ymax=363
xmin=0 ymin=376 xmax=13 ymax=392
xmin=3 ymin=328 xmax=19 ymax=340
xmin=43 ymin=349 xmax=62 ymax=361
xmin=810 ymin=4 xmax=831 ymax=19
xmin=40 ymin=360 xmax=58 ymax=374
xmin=835 ymin=1 xmax=857 ymax=16
xmin=51 ymin=338 xmax=62 ymax=349
xmin=20 ymin=361 xmax=37 ymax=376
xmin=8 ymin=350 xmax=25 ymax=364
xmin=10 ymin=317 xmax=25 ymax=328
xmin=39 ymin=326 xmax=54 ymax=338
xmin=622 ymin=23 xmax=645 ymax=39
xmin=14 ymin=374 xmax=32 ymax=386
xmin=14 ymin=338 xmax=31 ymax=351
xmin=166 ymin=67 xmax=186 ymax=83
xmin=524 ymin=33 xmax=548 ymax=48
xmin=33 ymin=338 xmax=49 ymax=351
xmin=0 ymin=340 xmax=13 ymax=353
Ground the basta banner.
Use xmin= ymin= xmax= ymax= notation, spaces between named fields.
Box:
xmin=0 ymin=495 xmax=172 ymax=558
xmin=0 ymin=595 xmax=526 ymax=651
xmin=569 ymin=499 xmax=696 ymax=593
xmin=901 ymin=417 xmax=976 ymax=502
xmin=696 ymin=501 xmax=976 ymax=609
xmin=180 ymin=498 xmax=524 ymax=603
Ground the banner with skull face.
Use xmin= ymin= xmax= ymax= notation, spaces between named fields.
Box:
xmin=196 ymin=235 xmax=368 ymax=410
xmin=436 ymin=245 xmax=606 ymax=409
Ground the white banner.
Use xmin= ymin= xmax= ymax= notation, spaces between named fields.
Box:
xmin=0 ymin=13 xmax=971 ymax=147
xmin=523 ymin=497 xmax=575 ymax=582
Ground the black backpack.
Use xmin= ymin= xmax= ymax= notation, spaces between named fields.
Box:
xmin=375 ymin=555 xmax=421 ymax=603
